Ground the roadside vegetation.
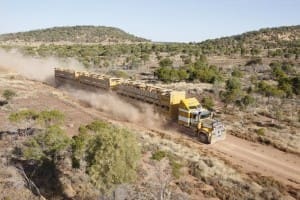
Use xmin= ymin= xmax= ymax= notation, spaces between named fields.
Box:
xmin=6 ymin=109 xmax=141 ymax=198
xmin=1 ymin=25 xmax=299 ymax=69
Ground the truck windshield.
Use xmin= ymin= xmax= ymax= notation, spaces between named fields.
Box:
xmin=200 ymin=111 xmax=211 ymax=119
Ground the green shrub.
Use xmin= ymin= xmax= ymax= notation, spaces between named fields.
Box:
xmin=221 ymin=77 xmax=243 ymax=105
xmin=151 ymin=150 xmax=166 ymax=161
xmin=256 ymin=81 xmax=285 ymax=98
xmin=2 ymin=89 xmax=16 ymax=101
xmin=201 ymin=96 xmax=215 ymax=110
xmin=159 ymin=58 xmax=173 ymax=67
xmin=9 ymin=109 xmax=38 ymax=124
xmin=255 ymin=128 xmax=265 ymax=136
xmin=231 ymin=68 xmax=243 ymax=78
xmin=9 ymin=109 xmax=64 ymax=128
xmin=37 ymin=110 xmax=65 ymax=127
xmin=82 ymin=121 xmax=141 ymax=193
xmin=71 ymin=131 xmax=91 ymax=168
xmin=170 ymin=160 xmax=182 ymax=179
xmin=23 ymin=125 xmax=71 ymax=162
xmin=155 ymin=58 xmax=223 ymax=83
xmin=241 ymin=95 xmax=255 ymax=107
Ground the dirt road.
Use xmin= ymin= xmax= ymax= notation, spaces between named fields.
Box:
xmin=211 ymin=135 xmax=300 ymax=188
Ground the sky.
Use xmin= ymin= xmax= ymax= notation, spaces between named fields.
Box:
xmin=0 ymin=0 xmax=299 ymax=42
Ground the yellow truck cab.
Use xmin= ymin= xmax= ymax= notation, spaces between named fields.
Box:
xmin=178 ymin=98 xmax=225 ymax=144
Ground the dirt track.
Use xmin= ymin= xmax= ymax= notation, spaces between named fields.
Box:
xmin=211 ymin=135 xmax=300 ymax=188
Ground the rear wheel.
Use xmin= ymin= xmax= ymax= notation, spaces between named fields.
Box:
xmin=198 ymin=132 xmax=209 ymax=144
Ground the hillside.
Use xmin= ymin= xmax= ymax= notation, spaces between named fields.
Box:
xmin=0 ymin=25 xmax=149 ymax=44
xmin=0 ymin=25 xmax=297 ymax=69
xmin=198 ymin=25 xmax=300 ymax=57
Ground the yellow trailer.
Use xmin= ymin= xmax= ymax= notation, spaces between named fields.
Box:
xmin=54 ymin=68 xmax=226 ymax=144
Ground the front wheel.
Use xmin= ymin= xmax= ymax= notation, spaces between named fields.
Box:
xmin=198 ymin=132 xmax=209 ymax=144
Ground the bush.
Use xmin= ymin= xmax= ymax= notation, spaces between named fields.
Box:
xmin=221 ymin=77 xmax=243 ymax=105
xmin=245 ymin=57 xmax=262 ymax=66
xmin=169 ymin=158 xmax=182 ymax=179
xmin=159 ymin=58 xmax=173 ymax=67
xmin=9 ymin=109 xmax=38 ymax=126
xmin=255 ymin=128 xmax=265 ymax=136
xmin=71 ymin=131 xmax=91 ymax=168
xmin=37 ymin=110 xmax=65 ymax=127
xmin=78 ymin=121 xmax=141 ymax=193
xmin=256 ymin=81 xmax=285 ymax=98
xmin=231 ymin=68 xmax=243 ymax=78
xmin=155 ymin=59 xmax=223 ymax=83
xmin=154 ymin=67 xmax=188 ymax=82
xmin=201 ymin=96 xmax=214 ymax=110
xmin=188 ymin=61 xmax=223 ymax=83
xmin=23 ymin=125 xmax=71 ymax=162
xmin=151 ymin=150 xmax=166 ymax=161
xmin=241 ymin=95 xmax=255 ymax=107
xmin=19 ymin=118 xmax=141 ymax=194
xmin=2 ymin=89 xmax=16 ymax=101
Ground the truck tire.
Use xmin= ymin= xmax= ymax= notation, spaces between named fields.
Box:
xmin=198 ymin=132 xmax=209 ymax=144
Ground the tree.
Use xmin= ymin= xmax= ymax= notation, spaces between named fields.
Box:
xmin=188 ymin=62 xmax=223 ymax=83
xmin=221 ymin=77 xmax=243 ymax=106
xmin=177 ymin=68 xmax=189 ymax=80
xmin=256 ymin=81 xmax=285 ymax=101
xmin=23 ymin=125 xmax=71 ymax=163
xmin=250 ymin=48 xmax=261 ymax=56
xmin=159 ymin=58 xmax=173 ymax=68
xmin=75 ymin=121 xmax=141 ymax=193
xmin=71 ymin=130 xmax=91 ymax=169
xmin=278 ymin=78 xmax=293 ymax=97
xmin=169 ymin=69 xmax=180 ymax=82
xmin=141 ymin=53 xmax=150 ymax=64
xmin=154 ymin=66 xmax=172 ymax=82
xmin=271 ymin=65 xmax=287 ymax=80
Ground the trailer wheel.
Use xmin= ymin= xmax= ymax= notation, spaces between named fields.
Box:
xmin=198 ymin=132 xmax=209 ymax=144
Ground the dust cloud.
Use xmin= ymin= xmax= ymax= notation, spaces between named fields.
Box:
xmin=0 ymin=48 xmax=164 ymax=128
xmin=63 ymin=87 xmax=164 ymax=128
xmin=0 ymin=49 xmax=84 ymax=85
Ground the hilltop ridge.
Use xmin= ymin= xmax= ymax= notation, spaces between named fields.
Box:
xmin=0 ymin=25 xmax=149 ymax=44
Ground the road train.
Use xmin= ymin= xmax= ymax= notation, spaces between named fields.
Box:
xmin=54 ymin=68 xmax=225 ymax=144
